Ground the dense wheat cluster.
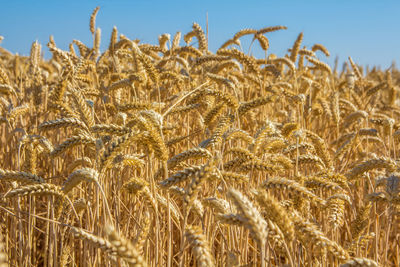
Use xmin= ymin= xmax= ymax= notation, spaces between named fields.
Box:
xmin=1 ymin=7 xmax=400 ymax=267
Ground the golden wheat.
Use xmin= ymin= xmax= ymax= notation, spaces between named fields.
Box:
xmin=0 ymin=7 xmax=398 ymax=267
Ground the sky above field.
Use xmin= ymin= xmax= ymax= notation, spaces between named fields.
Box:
xmin=0 ymin=0 xmax=399 ymax=69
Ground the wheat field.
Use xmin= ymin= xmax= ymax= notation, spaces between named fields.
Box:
xmin=0 ymin=7 xmax=399 ymax=267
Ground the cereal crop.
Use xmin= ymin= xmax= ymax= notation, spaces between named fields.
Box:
xmin=0 ymin=7 xmax=399 ymax=267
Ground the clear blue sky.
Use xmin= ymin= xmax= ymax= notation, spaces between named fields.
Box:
xmin=1 ymin=0 xmax=399 ymax=68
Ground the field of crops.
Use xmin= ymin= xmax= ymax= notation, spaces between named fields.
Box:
xmin=0 ymin=7 xmax=399 ymax=267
